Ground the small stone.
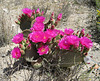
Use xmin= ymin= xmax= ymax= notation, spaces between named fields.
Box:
xmin=3 ymin=8 xmax=8 ymax=13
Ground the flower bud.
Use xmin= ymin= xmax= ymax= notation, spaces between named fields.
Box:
xmin=31 ymin=16 xmax=34 ymax=19
xmin=32 ymin=9 xmax=35 ymax=15
xmin=20 ymin=49 xmax=25 ymax=55
xmin=36 ymin=8 xmax=40 ymax=14
xmin=76 ymin=31 xmax=79 ymax=36
xmin=26 ymin=43 xmax=31 ymax=49
xmin=23 ymin=39 xmax=26 ymax=43
xmin=26 ymin=39 xmax=30 ymax=44
xmin=22 ymin=14 xmax=24 ymax=17
xmin=51 ymin=25 xmax=55 ymax=29
xmin=41 ymin=11 xmax=44 ymax=15
xmin=86 ymin=34 xmax=91 ymax=38
xmin=79 ymin=29 xmax=85 ymax=37
xmin=80 ymin=29 xmax=85 ymax=37
xmin=19 ymin=15 xmax=21 ymax=18
xmin=19 ymin=44 xmax=23 ymax=48
xmin=18 ymin=18 xmax=21 ymax=22
xmin=56 ymin=40 xmax=59 ymax=43
xmin=55 ymin=20 xmax=58 ymax=26
xmin=50 ymin=17 xmax=53 ymax=21
xmin=15 ymin=21 xmax=20 ymax=24
xmin=51 ymin=12 xmax=54 ymax=18
xmin=81 ymin=29 xmax=85 ymax=35
xmin=21 ymin=45 xmax=26 ymax=50
xmin=57 ymin=13 xmax=62 ymax=21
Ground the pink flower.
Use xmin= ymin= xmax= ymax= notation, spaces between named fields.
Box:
xmin=57 ymin=13 xmax=62 ymax=21
xmin=55 ymin=29 xmax=64 ymax=36
xmin=29 ymin=31 xmax=42 ymax=43
xmin=36 ymin=16 xmax=45 ymax=23
xmin=22 ymin=8 xmax=32 ymax=17
xmin=12 ymin=33 xmax=24 ymax=44
xmin=37 ymin=45 xmax=49 ymax=55
xmin=64 ymin=28 xmax=74 ymax=35
xmin=58 ymin=38 xmax=70 ymax=50
xmin=36 ymin=8 xmax=40 ymax=13
xmin=45 ymin=29 xmax=57 ymax=38
xmin=67 ymin=35 xmax=79 ymax=47
xmin=58 ymin=35 xmax=79 ymax=50
xmin=29 ymin=31 xmax=49 ymax=43
xmin=41 ymin=32 xmax=49 ymax=43
xmin=80 ymin=37 xmax=93 ymax=48
xmin=30 ymin=22 xmax=44 ymax=31
xmin=11 ymin=47 xmax=21 ymax=59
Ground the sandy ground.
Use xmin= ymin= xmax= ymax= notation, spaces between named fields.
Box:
xmin=0 ymin=42 xmax=100 ymax=81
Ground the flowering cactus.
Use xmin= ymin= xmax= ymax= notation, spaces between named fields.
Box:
xmin=11 ymin=8 xmax=94 ymax=68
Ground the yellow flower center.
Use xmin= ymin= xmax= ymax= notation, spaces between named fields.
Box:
xmin=35 ymin=35 xmax=39 ymax=38
xmin=43 ymin=36 xmax=46 ymax=39
xmin=41 ymin=48 xmax=46 ymax=52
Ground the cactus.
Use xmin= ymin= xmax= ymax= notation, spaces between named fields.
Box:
xmin=11 ymin=8 xmax=93 ymax=68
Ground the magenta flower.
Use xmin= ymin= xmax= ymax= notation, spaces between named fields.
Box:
xmin=45 ymin=29 xmax=57 ymax=38
xmin=37 ymin=45 xmax=49 ymax=55
xmin=30 ymin=22 xmax=44 ymax=31
xmin=67 ymin=35 xmax=79 ymax=47
xmin=58 ymin=35 xmax=79 ymax=49
xmin=12 ymin=33 xmax=24 ymax=44
xmin=54 ymin=29 xmax=64 ymax=36
xmin=41 ymin=32 xmax=49 ymax=43
xmin=64 ymin=28 xmax=74 ymax=35
xmin=11 ymin=47 xmax=21 ymax=59
xmin=29 ymin=31 xmax=49 ymax=43
xmin=36 ymin=16 xmax=45 ymax=23
xmin=58 ymin=38 xmax=70 ymax=50
xmin=80 ymin=37 xmax=93 ymax=48
xmin=29 ymin=31 xmax=42 ymax=43
xmin=22 ymin=8 xmax=32 ymax=17
xmin=57 ymin=13 xmax=62 ymax=21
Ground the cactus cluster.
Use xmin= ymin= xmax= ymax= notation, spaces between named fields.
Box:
xmin=11 ymin=8 xmax=93 ymax=68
